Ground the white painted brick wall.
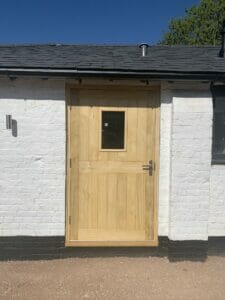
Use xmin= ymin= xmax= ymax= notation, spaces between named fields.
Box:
xmin=158 ymin=84 xmax=172 ymax=236
xmin=0 ymin=78 xmax=65 ymax=236
xmin=170 ymin=96 xmax=213 ymax=240
xmin=209 ymin=166 xmax=225 ymax=236
xmin=1 ymin=78 xmax=225 ymax=240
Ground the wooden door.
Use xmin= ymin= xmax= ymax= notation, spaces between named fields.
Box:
xmin=66 ymin=87 xmax=159 ymax=246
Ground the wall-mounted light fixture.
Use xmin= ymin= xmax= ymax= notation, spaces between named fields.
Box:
xmin=6 ymin=115 xmax=12 ymax=129
xmin=6 ymin=114 xmax=17 ymax=137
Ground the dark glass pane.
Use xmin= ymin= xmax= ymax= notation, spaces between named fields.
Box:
xmin=212 ymin=86 xmax=225 ymax=162
xmin=214 ymin=97 xmax=225 ymax=112
xmin=214 ymin=112 xmax=225 ymax=154
xmin=101 ymin=111 xmax=125 ymax=149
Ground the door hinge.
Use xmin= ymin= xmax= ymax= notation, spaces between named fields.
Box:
xmin=69 ymin=216 xmax=71 ymax=225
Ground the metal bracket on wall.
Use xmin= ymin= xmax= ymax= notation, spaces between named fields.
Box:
xmin=6 ymin=114 xmax=18 ymax=137
xmin=6 ymin=115 xmax=12 ymax=129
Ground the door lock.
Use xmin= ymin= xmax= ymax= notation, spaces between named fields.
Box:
xmin=142 ymin=160 xmax=154 ymax=176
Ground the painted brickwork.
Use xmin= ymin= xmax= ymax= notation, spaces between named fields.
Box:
xmin=209 ymin=166 xmax=225 ymax=236
xmin=170 ymin=96 xmax=212 ymax=240
xmin=158 ymin=85 xmax=172 ymax=236
xmin=0 ymin=78 xmax=225 ymax=240
xmin=0 ymin=78 xmax=65 ymax=236
xmin=159 ymin=83 xmax=225 ymax=240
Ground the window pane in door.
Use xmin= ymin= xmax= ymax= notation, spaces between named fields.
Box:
xmin=101 ymin=111 xmax=125 ymax=149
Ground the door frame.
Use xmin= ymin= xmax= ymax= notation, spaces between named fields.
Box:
xmin=65 ymin=84 xmax=160 ymax=247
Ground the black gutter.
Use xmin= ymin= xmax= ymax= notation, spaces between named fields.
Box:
xmin=1 ymin=67 xmax=225 ymax=80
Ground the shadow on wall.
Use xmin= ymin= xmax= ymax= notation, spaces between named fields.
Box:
xmin=0 ymin=77 xmax=64 ymax=101
xmin=11 ymin=119 xmax=17 ymax=137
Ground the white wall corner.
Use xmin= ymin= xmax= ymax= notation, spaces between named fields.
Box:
xmin=158 ymin=83 xmax=173 ymax=236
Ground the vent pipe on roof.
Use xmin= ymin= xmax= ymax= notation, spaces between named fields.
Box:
xmin=219 ymin=21 xmax=225 ymax=58
xmin=139 ymin=43 xmax=149 ymax=57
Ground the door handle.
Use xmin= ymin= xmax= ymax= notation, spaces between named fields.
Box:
xmin=142 ymin=160 xmax=154 ymax=176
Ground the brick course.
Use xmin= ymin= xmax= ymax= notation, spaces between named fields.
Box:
xmin=0 ymin=78 xmax=65 ymax=236
xmin=0 ymin=79 xmax=225 ymax=241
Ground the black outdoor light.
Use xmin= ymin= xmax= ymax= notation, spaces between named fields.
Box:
xmin=6 ymin=114 xmax=17 ymax=137
xmin=6 ymin=114 xmax=12 ymax=129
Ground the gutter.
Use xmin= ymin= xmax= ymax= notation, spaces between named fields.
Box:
xmin=0 ymin=67 xmax=225 ymax=80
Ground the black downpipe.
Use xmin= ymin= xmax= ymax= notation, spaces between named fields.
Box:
xmin=219 ymin=20 xmax=225 ymax=58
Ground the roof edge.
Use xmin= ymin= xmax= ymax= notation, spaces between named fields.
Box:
xmin=0 ymin=67 xmax=225 ymax=80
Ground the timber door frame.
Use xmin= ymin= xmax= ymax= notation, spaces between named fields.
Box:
xmin=65 ymin=84 xmax=160 ymax=247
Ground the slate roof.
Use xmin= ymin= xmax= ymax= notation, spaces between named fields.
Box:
xmin=0 ymin=44 xmax=224 ymax=77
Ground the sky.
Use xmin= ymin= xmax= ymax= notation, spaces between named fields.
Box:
xmin=0 ymin=0 xmax=199 ymax=45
